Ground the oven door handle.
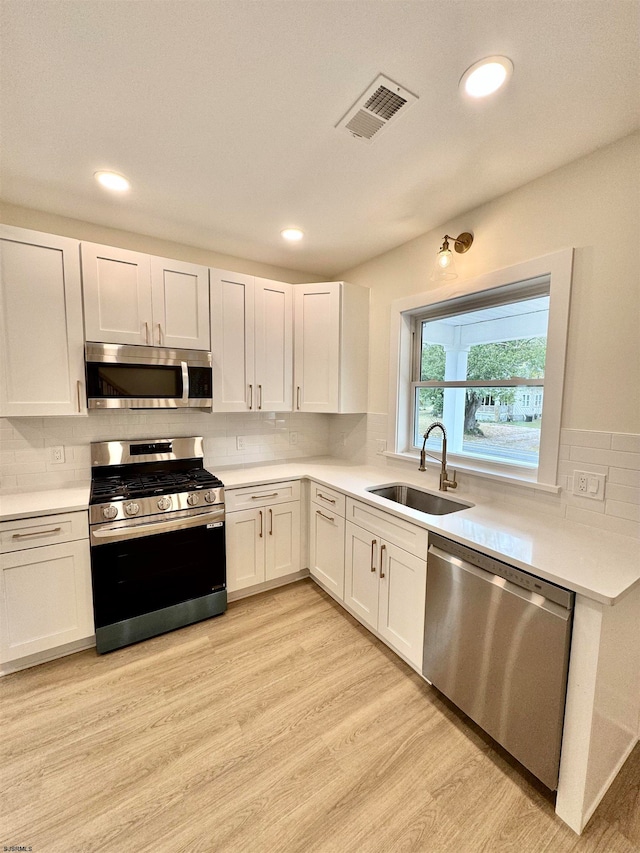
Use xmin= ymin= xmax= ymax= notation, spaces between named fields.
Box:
xmin=91 ymin=508 xmax=225 ymax=545
xmin=181 ymin=361 xmax=190 ymax=406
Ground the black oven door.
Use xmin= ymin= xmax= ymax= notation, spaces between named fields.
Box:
xmin=90 ymin=519 xmax=226 ymax=653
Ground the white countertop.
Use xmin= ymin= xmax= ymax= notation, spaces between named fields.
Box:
xmin=1 ymin=461 xmax=638 ymax=606
xmin=0 ymin=485 xmax=90 ymax=522
xmin=220 ymin=459 xmax=640 ymax=606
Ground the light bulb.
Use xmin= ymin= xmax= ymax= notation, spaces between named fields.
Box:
xmin=281 ymin=228 xmax=304 ymax=242
xmin=460 ymin=57 xmax=513 ymax=99
xmin=94 ymin=171 xmax=130 ymax=192
xmin=437 ymin=249 xmax=453 ymax=269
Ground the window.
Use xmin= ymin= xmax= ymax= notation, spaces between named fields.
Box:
xmin=412 ymin=288 xmax=549 ymax=469
xmin=389 ymin=250 xmax=573 ymax=488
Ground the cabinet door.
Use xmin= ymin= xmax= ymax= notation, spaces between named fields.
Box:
xmin=81 ymin=242 xmax=152 ymax=345
xmin=225 ymin=508 xmax=265 ymax=591
xmin=0 ymin=539 xmax=94 ymax=663
xmin=265 ymin=501 xmax=301 ymax=581
xmin=150 ymin=257 xmax=210 ymax=350
xmin=210 ymin=269 xmax=255 ymax=411
xmin=378 ymin=541 xmax=427 ymax=669
xmin=344 ymin=521 xmax=379 ymax=630
xmin=0 ymin=226 xmax=86 ymax=416
xmin=309 ymin=501 xmax=345 ymax=600
xmin=293 ymin=283 xmax=340 ymax=412
xmin=254 ymin=277 xmax=292 ymax=411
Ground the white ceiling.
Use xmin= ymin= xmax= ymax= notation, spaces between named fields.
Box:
xmin=1 ymin=1 xmax=639 ymax=277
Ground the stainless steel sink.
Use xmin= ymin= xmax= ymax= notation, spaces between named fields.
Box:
xmin=366 ymin=484 xmax=473 ymax=515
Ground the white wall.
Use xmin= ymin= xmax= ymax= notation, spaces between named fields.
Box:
xmin=338 ymin=132 xmax=640 ymax=434
xmin=331 ymin=132 xmax=640 ymax=538
xmin=0 ymin=201 xmax=327 ymax=284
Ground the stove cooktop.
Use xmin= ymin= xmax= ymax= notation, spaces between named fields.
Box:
xmin=90 ymin=467 xmax=223 ymax=504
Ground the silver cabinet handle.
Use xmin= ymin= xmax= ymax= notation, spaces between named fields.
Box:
xmin=370 ymin=538 xmax=377 ymax=573
xmin=269 ymin=508 xmax=273 ymax=535
xmin=316 ymin=509 xmax=335 ymax=523
xmin=251 ymin=493 xmax=278 ymax=500
xmin=13 ymin=527 xmax=62 ymax=539
xmin=258 ymin=384 xmax=262 ymax=410
xmin=380 ymin=543 xmax=386 ymax=578
xmin=248 ymin=384 xmax=253 ymax=410
xmin=77 ymin=379 xmax=82 ymax=412
xmin=157 ymin=322 xmax=163 ymax=345
xmin=317 ymin=492 xmax=336 ymax=504
xmin=144 ymin=321 xmax=150 ymax=344
xmin=296 ymin=386 xmax=301 ymax=410
xmin=258 ymin=509 xmax=263 ymax=538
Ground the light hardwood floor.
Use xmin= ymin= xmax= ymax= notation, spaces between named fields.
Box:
xmin=1 ymin=579 xmax=638 ymax=853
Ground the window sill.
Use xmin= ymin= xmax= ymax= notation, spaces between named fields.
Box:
xmin=382 ymin=450 xmax=562 ymax=494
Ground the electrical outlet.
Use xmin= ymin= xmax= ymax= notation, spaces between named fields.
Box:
xmin=236 ymin=436 xmax=246 ymax=450
xmin=572 ymin=470 xmax=606 ymax=501
xmin=376 ymin=439 xmax=387 ymax=455
xmin=289 ymin=431 xmax=298 ymax=446
xmin=340 ymin=432 xmax=347 ymax=447
xmin=50 ymin=445 xmax=65 ymax=464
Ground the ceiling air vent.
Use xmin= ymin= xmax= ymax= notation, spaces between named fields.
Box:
xmin=336 ymin=74 xmax=418 ymax=143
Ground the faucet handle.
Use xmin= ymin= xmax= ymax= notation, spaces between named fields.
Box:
xmin=445 ymin=469 xmax=458 ymax=490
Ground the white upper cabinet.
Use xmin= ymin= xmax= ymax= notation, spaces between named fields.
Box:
xmin=150 ymin=257 xmax=210 ymax=350
xmin=82 ymin=243 xmax=210 ymax=350
xmin=0 ymin=226 xmax=86 ymax=417
xmin=210 ymin=269 xmax=292 ymax=412
xmin=293 ymin=281 xmax=369 ymax=413
xmin=254 ymin=277 xmax=293 ymax=411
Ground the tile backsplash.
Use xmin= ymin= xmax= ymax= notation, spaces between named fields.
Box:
xmin=329 ymin=414 xmax=640 ymax=539
xmin=2 ymin=410 xmax=638 ymax=539
xmin=0 ymin=411 xmax=330 ymax=492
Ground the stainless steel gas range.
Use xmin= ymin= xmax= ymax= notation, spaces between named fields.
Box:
xmin=88 ymin=437 xmax=226 ymax=653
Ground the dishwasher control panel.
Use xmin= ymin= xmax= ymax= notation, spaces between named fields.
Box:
xmin=428 ymin=533 xmax=574 ymax=609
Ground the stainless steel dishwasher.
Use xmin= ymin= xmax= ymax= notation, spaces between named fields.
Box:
xmin=423 ymin=533 xmax=574 ymax=790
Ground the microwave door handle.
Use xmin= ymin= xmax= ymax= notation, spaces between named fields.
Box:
xmin=181 ymin=361 xmax=189 ymax=405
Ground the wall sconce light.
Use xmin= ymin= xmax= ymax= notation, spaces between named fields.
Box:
xmin=430 ymin=232 xmax=474 ymax=282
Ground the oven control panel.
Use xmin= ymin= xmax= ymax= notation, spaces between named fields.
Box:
xmin=90 ymin=487 xmax=225 ymax=525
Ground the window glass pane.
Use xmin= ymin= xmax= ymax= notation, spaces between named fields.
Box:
xmin=461 ymin=386 xmax=543 ymax=465
xmin=466 ymin=338 xmax=546 ymax=382
xmin=420 ymin=342 xmax=445 ymax=382
xmin=414 ymin=294 xmax=550 ymax=469
xmin=415 ymin=385 xmax=543 ymax=466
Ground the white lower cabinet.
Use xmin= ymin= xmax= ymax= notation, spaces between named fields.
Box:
xmin=309 ymin=499 xmax=346 ymax=600
xmin=226 ymin=499 xmax=301 ymax=592
xmin=344 ymin=519 xmax=427 ymax=669
xmin=0 ymin=512 xmax=94 ymax=667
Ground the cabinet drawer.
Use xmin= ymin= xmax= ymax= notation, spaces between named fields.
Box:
xmin=226 ymin=480 xmax=300 ymax=512
xmin=346 ymin=498 xmax=428 ymax=559
xmin=309 ymin=481 xmax=346 ymax=517
xmin=0 ymin=512 xmax=89 ymax=553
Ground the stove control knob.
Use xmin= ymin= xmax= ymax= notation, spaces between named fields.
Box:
xmin=102 ymin=505 xmax=118 ymax=520
xmin=187 ymin=493 xmax=200 ymax=506
xmin=203 ymin=490 xmax=216 ymax=504
xmin=157 ymin=496 xmax=172 ymax=511
xmin=124 ymin=501 xmax=140 ymax=516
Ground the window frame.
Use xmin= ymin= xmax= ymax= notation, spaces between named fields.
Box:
xmin=387 ymin=249 xmax=574 ymax=490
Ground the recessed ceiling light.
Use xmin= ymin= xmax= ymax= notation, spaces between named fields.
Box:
xmin=94 ymin=170 xmax=131 ymax=192
xmin=460 ymin=56 xmax=513 ymax=99
xmin=281 ymin=228 xmax=304 ymax=242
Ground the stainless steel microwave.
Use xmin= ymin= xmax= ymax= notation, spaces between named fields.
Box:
xmin=85 ymin=343 xmax=213 ymax=409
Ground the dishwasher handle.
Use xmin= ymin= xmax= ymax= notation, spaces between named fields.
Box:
xmin=428 ymin=543 xmax=574 ymax=615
